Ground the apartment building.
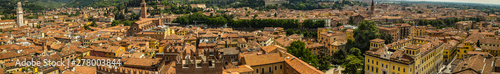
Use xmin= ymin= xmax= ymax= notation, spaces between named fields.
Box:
xmin=365 ymin=36 xmax=445 ymax=74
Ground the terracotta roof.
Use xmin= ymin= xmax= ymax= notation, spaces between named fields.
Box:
xmin=370 ymin=38 xmax=385 ymax=43
xmin=0 ymin=20 xmax=15 ymax=22
xmin=306 ymin=43 xmax=324 ymax=49
xmin=199 ymin=42 xmax=217 ymax=47
xmin=284 ymin=56 xmax=325 ymax=74
xmin=257 ymin=36 xmax=270 ymax=42
xmin=378 ymin=26 xmax=397 ymax=31
xmin=466 ymin=51 xmax=492 ymax=57
xmin=389 ymin=50 xmax=414 ymax=62
xmin=237 ymin=38 xmax=247 ymax=44
xmin=123 ymin=58 xmax=162 ymax=67
xmin=83 ymin=56 xmax=114 ymax=60
xmin=221 ymin=47 xmax=240 ymax=55
xmin=160 ymin=61 xmax=176 ymax=74
xmin=0 ymin=52 xmax=23 ymax=60
xmin=261 ymin=45 xmax=285 ymax=53
xmin=242 ymin=53 xmax=284 ymax=66
xmin=73 ymin=66 xmax=97 ymax=74
xmin=224 ymin=65 xmax=254 ymax=73
xmin=404 ymin=45 xmax=421 ymax=50
xmin=452 ymin=55 xmax=494 ymax=74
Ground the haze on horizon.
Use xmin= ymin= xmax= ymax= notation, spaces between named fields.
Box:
xmin=396 ymin=0 xmax=500 ymax=5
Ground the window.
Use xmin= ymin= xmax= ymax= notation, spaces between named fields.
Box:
xmin=403 ymin=68 xmax=406 ymax=72
xmin=372 ymin=66 xmax=374 ymax=72
xmin=376 ymin=61 xmax=378 ymax=65
xmin=280 ymin=65 xmax=282 ymax=69
xmin=262 ymin=68 xmax=264 ymax=73
xmin=269 ymin=67 xmax=272 ymax=72
xmin=256 ymin=69 xmax=259 ymax=73
xmin=393 ymin=66 xmax=395 ymax=70
xmin=275 ymin=66 xmax=277 ymax=70
xmin=398 ymin=67 xmax=400 ymax=71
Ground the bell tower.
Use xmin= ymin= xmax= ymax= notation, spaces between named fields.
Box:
xmin=370 ymin=0 xmax=375 ymax=15
xmin=140 ymin=0 xmax=148 ymax=19
xmin=17 ymin=2 xmax=25 ymax=27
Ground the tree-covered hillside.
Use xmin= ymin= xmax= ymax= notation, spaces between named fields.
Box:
xmin=65 ymin=0 xmax=130 ymax=8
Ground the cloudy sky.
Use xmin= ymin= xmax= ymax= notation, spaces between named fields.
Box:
xmin=402 ymin=0 xmax=500 ymax=5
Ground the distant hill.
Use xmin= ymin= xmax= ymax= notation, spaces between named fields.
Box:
xmin=0 ymin=0 xmax=71 ymax=14
xmin=65 ymin=0 xmax=130 ymax=8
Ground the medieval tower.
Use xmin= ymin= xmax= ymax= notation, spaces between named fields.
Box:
xmin=17 ymin=2 xmax=25 ymax=27
xmin=140 ymin=0 xmax=148 ymax=19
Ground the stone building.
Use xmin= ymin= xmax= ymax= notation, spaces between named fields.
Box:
xmin=126 ymin=18 xmax=162 ymax=36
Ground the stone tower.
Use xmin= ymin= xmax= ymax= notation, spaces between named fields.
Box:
xmin=370 ymin=0 xmax=375 ymax=15
xmin=140 ymin=0 xmax=148 ymax=19
xmin=17 ymin=2 xmax=24 ymax=27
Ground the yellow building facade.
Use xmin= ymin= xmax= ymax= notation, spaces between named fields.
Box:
xmin=346 ymin=29 xmax=354 ymax=40
xmin=365 ymin=37 xmax=444 ymax=74
xmin=410 ymin=26 xmax=427 ymax=38
xmin=456 ymin=41 xmax=474 ymax=59
xmin=250 ymin=63 xmax=285 ymax=74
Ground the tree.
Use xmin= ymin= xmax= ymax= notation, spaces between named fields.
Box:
xmin=315 ymin=20 xmax=326 ymax=28
xmin=348 ymin=16 xmax=354 ymax=24
xmin=353 ymin=20 xmax=380 ymax=52
xmin=348 ymin=48 xmax=362 ymax=56
xmin=111 ymin=20 xmax=121 ymax=26
xmin=342 ymin=54 xmax=363 ymax=74
xmin=331 ymin=49 xmax=346 ymax=65
xmin=345 ymin=39 xmax=356 ymax=50
xmin=318 ymin=52 xmax=332 ymax=71
xmin=131 ymin=13 xmax=140 ymax=20
xmin=173 ymin=16 xmax=190 ymax=25
xmin=477 ymin=40 xmax=481 ymax=47
xmin=337 ymin=22 xmax=343 ymax=27
xmin=253 ymin=14 xmax=258 ymax=19
xmin=84 ymin=25 xmax=91 ymax=30
xmin=123 ymin=20 xmax=132 ymax=26
xmin=303 ymin=19 xmax=315 ymax=28
xmin=380 ymin=33 xmax=394 ymax=44
xmin=91 ymin=21 xmax=97 ymax=27
xmin=287 ymin=41 xmax=319 ymax=67
xmin=88 ymin=17 xmax=95 ymax=21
